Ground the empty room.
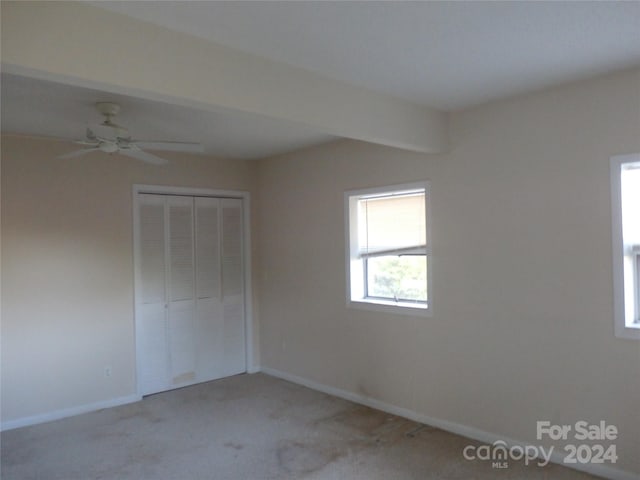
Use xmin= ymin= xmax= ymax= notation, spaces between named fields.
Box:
xmin=1 ymin=1 xmax=639 ymax=479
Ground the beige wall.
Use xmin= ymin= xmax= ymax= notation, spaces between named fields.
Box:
xmin=2 ymin=68 xmax=639 ymax=475
xmin=256 ymin=69 xmax=640 ymax=475
xmin=1 ymin=136 xmax=258 ymax=422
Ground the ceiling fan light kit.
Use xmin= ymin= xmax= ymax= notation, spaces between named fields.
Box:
xmin=58 ymin=102 xmax=204 ymax=164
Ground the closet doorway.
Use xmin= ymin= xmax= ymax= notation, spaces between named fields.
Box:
xmin=133 ymin=185 xmax=251 ymax=396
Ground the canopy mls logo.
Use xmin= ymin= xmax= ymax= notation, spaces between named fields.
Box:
xmin=462 ymin=421 xmax=618 ymax=469
xmin=462 ymin=441 xmax=552 ymax=469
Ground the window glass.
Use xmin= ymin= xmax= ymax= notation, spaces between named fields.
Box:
xmin=621 ymin=164 xmax=640 ymax=325
xmin=366 ymin=255 xmax=427 ymax=302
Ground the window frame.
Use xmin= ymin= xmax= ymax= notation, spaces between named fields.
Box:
xmin=345 ymin=181 xmax=432 ymax=317
xmin=610 ymin=153 xmax=640 ymax=340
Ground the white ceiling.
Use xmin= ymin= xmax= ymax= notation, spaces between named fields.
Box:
xmin=2 ymin=1 xmax=639 ymax=159
xmin=93 ymin=0 xmax=640 ymax=111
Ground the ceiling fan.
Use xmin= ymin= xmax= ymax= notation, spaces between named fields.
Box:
xmin=58 ymin=102 xmax=204 ymax=164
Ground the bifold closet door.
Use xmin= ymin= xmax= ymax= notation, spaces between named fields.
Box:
xmin=194 ymin=197 xmax=246 ymax=380
xmin=220 ymin=198 xmax=246 ymax=376
xmin=137 ymin=194 xmax=169 ymax=395
xmin=194 ymin=197 xmax=225 ymax=381
xmin=167 ymin=196 xmax=197 ymax=385
xmin=137 ymin=193 xmax=246 ymax=396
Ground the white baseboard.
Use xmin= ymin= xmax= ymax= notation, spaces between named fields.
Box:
xmin=260 ymin=366 xmax=638 ymax=480
xmin=1 ymin=394 xmax=142 ymax=432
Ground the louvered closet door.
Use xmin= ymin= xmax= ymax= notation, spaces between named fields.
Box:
xmin=136 ymin=193 xmax=246 ymax=396
xmin=167 ymin=196 xmax=197 ymax=386
xmin=137 ymin=194 xmax=169 ymax=395
xmin=194 ymin=197 xmax=225 ymax=381
xmin=221 ymin=198 xmax=246 ymax=376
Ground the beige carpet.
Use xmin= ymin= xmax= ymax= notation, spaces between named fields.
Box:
xmin=1 ymin=373 xmax=599 ymax=479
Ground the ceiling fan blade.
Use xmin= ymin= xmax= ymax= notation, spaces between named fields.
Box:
xmin=57 ymin=148 xmax=99 ymax=159
xmin=120 ymin=147 xmax=169 ymax=165
xmin=75 ymin=139 xmax=100 ymax=147
xmin=131 ymin=141 xmax=204 ymax=153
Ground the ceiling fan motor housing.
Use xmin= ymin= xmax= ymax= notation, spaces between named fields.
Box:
xmin=96 ymin=102 xmax=121 ymax=118
xmin=93 ymin=102 xmax=129 ymax=139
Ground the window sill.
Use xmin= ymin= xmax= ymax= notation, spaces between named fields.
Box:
xmin=348 ymin=298 xmax=431 ymax=317
xmin=615 ymin=323 xmax=640 ymax=340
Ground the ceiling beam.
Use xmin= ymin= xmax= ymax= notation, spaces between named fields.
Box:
xmin=1 ymin=1 xmax=448 ymax=154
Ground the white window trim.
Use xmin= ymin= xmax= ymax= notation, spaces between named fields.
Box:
xmin=344 ymin=181 xmax=432 ymax=317
xmin=610 ymin=154 xmax=640 ymax=340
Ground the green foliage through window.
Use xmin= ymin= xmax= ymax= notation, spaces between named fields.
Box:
xmin=366 ymin=255 xmax=427 ymax=302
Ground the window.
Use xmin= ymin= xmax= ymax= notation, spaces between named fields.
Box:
xmin=611 ymin=154 xmax=640 ymax=339
xmin=345 ymin=182 xmax=431 ymax=315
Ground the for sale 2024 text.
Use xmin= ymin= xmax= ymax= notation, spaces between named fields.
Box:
xmin=537 ymin=421 xmax=618 ymax=465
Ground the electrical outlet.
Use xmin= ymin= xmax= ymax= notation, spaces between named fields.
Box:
xmin=104 ymin=366 xmax=112 ymax=377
